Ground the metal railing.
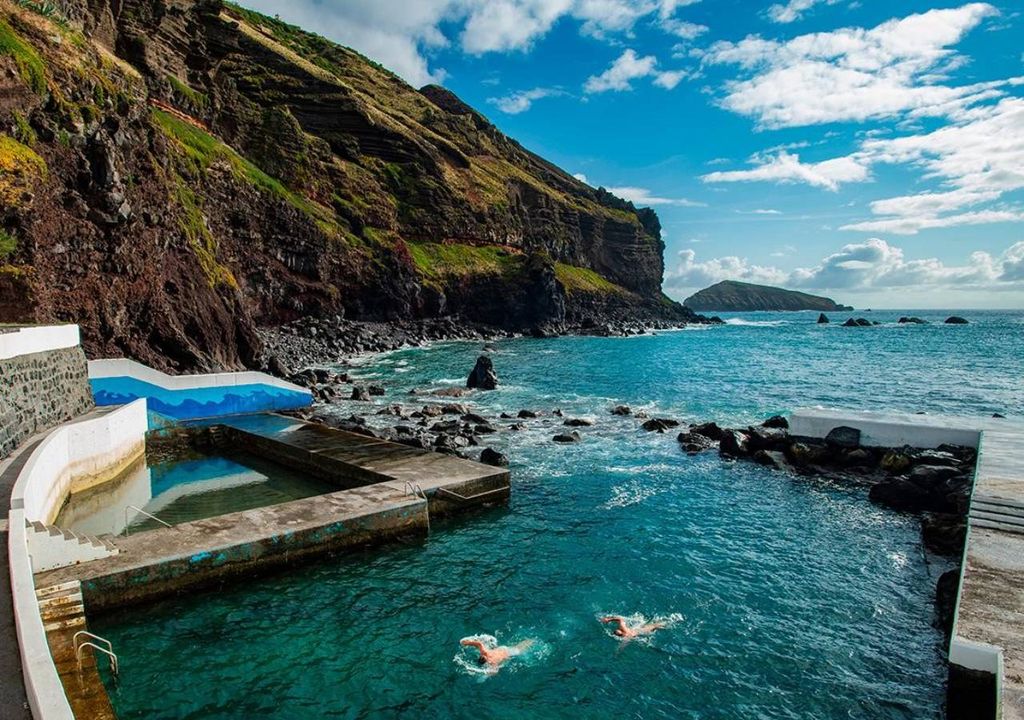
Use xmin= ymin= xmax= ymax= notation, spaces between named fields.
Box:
xmin=404 ymin=482 xmax=430 ymax=534
xmin=73 ymin=631 xmax=118 ymax=677
xmin=124 ymin=505 xmax=172 ymax=535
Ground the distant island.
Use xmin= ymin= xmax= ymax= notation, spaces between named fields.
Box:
xmin=684 ymin=281 xmax=854 ymax=312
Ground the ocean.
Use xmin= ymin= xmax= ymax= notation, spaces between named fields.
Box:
xmin=95 ymin=309 xmax=1024 ymax=719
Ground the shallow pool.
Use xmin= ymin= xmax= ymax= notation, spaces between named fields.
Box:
xmin=55 ymin=451 xmax=337 ymax=536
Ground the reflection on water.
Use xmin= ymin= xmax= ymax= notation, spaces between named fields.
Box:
xmin=55 ymin=450 xmax=336 ymax=536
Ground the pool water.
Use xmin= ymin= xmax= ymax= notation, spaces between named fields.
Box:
xmin=55 ymin=451 xmax=337 ymax=536
xmin=91 ymin=310 xmax=1024 ymax=719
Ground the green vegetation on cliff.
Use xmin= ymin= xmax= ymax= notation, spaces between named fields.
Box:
xmin=0 ymin=134 xmax=46 ymax=207
xmin=407 ymin=242 xmax=523 ymax=281
xmin=0 ymin=16 xmax=45 ymax=92
xmin=554 ymin=263 xmax=631 ymax=296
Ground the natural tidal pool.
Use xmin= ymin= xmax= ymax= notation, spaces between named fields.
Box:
xmin=93 ymin=310 xmax=1024 ymax=719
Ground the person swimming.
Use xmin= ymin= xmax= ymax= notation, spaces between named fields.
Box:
xmin=460 ymin=637 xmax=535 ymax=673
xmin=600 ymin=615 xmax=666 ymax=639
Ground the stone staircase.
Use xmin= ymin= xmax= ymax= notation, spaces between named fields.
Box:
xmin=969 ymin=494 xmax=1024 ymax=535
xmin=25 ymin=521 xmax=118 ymax=572
xmin=36 ymin=582 xmax=116 ymax=720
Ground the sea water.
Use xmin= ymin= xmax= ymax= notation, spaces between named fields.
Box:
xmin=93 ymin=310 xmax=1024 ymax=719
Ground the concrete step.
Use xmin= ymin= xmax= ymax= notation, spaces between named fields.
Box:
xmin=973 ymin=494 xmax=1024 ymax=513
xmin=971 ymin=518 xmax=1024 ymax=536
xmin=970 ymin=510 xmax=1024 ymax=528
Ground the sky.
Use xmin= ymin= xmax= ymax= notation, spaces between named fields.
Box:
xmin=238 ymin=0 xmax=1024 ymax=309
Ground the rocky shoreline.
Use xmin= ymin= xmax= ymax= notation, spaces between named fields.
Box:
xmin=257 ymin=315 xmax=720 ymax=374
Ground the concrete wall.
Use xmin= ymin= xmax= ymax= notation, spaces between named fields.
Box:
xmin=0 ymin=327 xmax=94 ymax=460
xmin=7 ymin=400 xmax=148 ymax=720
xmin=88 ymin=358 xmax=311 ymax=421
xmin=789 ymin=408 xmax=982 ymax=449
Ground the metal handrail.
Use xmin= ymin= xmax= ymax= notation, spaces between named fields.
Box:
xmin=73 ymin=630 xmax=112 ymax=654
xmin=403 ymin=482 xmax=430 ymax=534
xmin=435 ymin=486 xmax=508 ymax=504
xmin=124 ymin=505 xmax=172 ymax=535
xmin=76 ymin=641 xmax=119 ymax=677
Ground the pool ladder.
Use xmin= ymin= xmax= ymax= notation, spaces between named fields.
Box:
xmin=124 ymin=505 xmax=172 ymax=535
xmin=404 ymin=482 xmax=430 ymax=535
xmin=73 ymin=630 xmax=119 ymax=678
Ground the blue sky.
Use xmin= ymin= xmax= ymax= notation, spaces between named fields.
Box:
xmin=239 ymin=0 xmax=1024 ymax=308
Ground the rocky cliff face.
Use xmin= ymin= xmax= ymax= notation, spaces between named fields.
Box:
xmin=684 ymin=281 xmax=853 ymax=313
xmin=0 ymin=0 xmax=699 ymax=372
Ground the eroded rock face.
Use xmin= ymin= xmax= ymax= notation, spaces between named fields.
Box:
xmin=0 ymin=0 xmax=710 ymax=370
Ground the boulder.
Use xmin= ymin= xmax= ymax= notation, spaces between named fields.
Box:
xmin=841 ymin=318 xmax=859 ymax=327
xmin=880 ymin=450 xmax=912 ymax=474
xmin=563 ymin=418 xmax=594 ymax=427
xmin=785 ymin=441 xmax=829 ymax=467
xmin=868 ymin=479 xmax=932 ymax=512
xmin=898 ymin=316 xmax=927 ymax=324
xmin=466 ymin=356 xmax=498 ymax=390
xmin=441 ymin=403 xmax=468 ymax=415
xmin=350 ymin=385 xmax=370 ymax=401
xmin=825 ymin=426 xmax=861 ymax=449
xmin=474 ymin=423 xmax=498 ymax=435
xmin=719 ymin=430 xmax=750 ymax=458
xmin=944 ymin=316 xmax=969 ymax=324
xmin=817 ymin=313 xmax=830 ymax=324
xmin=610 ymin=405 xmax=632 ymax=416
xmin=911 ymin=449 xmax=960 ymax=468
xmin=690 ymin=422 xmax=723 ymax=441
xmin=762 ymin=415 xmax=789 ymax=429
xmin=753 ymin=450 xmax=789 ymax=470
xmin=856 ymin=318 xmax=872 ymax=327
xmin=907 ymin=464 xmax=963 ymax=489
xmin=552 ymin=431 xmax=582 ymax=444
xmin=641 ymin=418 xmax=680 ymax=433
xmin=921 ymin=513 xmax=966 ymax=556
xmin=517 ymin=409 xmax=538 ymax=419
xmin=840 ymin=448 xmax=874 ymax=467
xmin=746 ymin=426 xmax=788 ymax=451
xmin=420 ymin=405 xmax=443 ymax=417
xmin=480 ymin=447 xmax=509 ymax=467
xmin=677 ymin=432 xmax=717 ymax=454
xmin=368 ymin=384 xmax=386 ymax=396
xmin=462 ymin=412 xmax=488 ymax=424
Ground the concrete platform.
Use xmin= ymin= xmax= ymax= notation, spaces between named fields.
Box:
xmin=35 ymin=414 xmax=511 ymax=612
xmin=35 ymin=484 xmax=428 ymax=612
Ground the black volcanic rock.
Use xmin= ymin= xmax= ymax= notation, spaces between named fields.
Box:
xmin=467 ymin=356 xmax=498 ymax=390
xmin=817 ymin=313 xmax=830 ymax=324
xmin=684 ymin=280 xmax=852 ymax=312
xmin=945 ymin=316 xmax=969 ymax=324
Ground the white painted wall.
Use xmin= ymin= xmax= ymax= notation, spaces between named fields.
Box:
xmin=0 ymin=325 xmax=80 ymax=361
xmin=12 ymin=400 xmax=149 ymax=523
xmin=5 ymin=399 xmax=149 ymax=720
xmin=789 ymin=408 xmax=982 ymax=449
xmin=88 ymin=357 xmax=309 ymax=395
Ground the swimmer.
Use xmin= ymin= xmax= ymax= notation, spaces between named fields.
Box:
xmin=460 ymin=637 xmax=535 ymax=672
xmin=600 ymin=615 xmax=665 ymax=639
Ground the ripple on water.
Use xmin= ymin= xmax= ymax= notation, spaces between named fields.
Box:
xmin=95 ymin=312 xmax=1024 ymax=719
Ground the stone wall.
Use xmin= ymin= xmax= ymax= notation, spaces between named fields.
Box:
xmin=0 ymin=347 xmax=95 ymax=459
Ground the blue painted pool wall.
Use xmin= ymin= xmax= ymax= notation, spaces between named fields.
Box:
xmin=90 ymin=376 xmax=311 ymax=421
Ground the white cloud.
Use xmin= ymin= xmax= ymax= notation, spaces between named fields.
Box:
xmin=702 ymin=150 xmax=870 ymax=191
xmin=766 ymin=0 xmax=839 ymax=24
xmin=487 ymin=87 xmax=564 ymax=114
xmin=237 ymin=0 xmax=706 ymax=88
xmin=661 ymin=19 xmax=708 ymax=40
xmin=653 ymin=69 xmax=689 ymax=89
xmin=704 ymin=3 xmax=1003 ymax=128
xmin=736 ymin=208 xmax=783 ymax=214
xmin=584 ymin=49 xmax=659 ymax=93
xmin=573 ymin=172 xmax=589 ymax=183
xmin=840 ymin=209 xmax=1024 ymax=235
xmin=666 ymin=238 xmax=1024 ymax=292
xmin=607 ymin=186 xmax=706 ymax=207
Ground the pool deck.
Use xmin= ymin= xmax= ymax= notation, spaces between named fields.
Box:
xmin=791 ymin=409 xmax=1024 ymax=720
xmin=34 ymin=414 xmax=510 ymax=611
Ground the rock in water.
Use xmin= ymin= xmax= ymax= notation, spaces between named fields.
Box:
xmin=480 ymin=447 xmax=509 ymax=467
xmin=553 ymin=431 xmax=582 ymax=443
xmin=467 ymin=355 xmax=498 ymax=390
xmin=762 ymin=415 xmax=789 ymax=429
xmin=945 ymin=316 xmax=969 ymax=324
xmin=825 ymin=426 xmax=861 ymax=449
xmin=351 ymin=386 xmax=370 ymax=401
xmin=817 ymin=313 xmax=829 ymax=324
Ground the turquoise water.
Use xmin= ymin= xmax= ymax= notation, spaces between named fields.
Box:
xmin=93 ymin=310 xmax=1023 ymax=719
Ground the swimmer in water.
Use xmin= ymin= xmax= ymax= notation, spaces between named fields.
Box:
xmin=460 ymin=637 xmax=535 ymax=672
xmin=600 ymin=615 xmax=666 ymax=639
